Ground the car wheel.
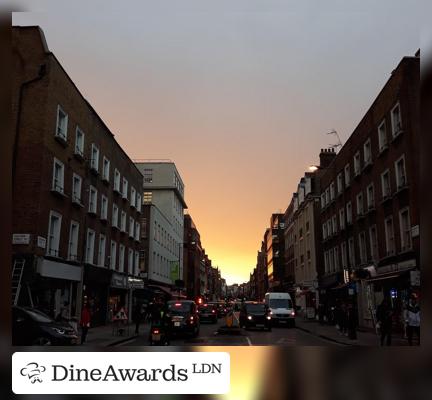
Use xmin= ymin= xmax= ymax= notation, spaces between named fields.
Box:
xmin=33 ymin=337 xmax=51 ymax=346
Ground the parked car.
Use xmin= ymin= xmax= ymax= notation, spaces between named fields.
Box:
xmin=166 ymin=300 xmax=200 ymax=337
xmin=239 ymin=302 xmax=272 ymax=331
xmin=198 ymin=303 xmax=218 ymax=323
xmin=12 ymin=306 xmax=78 ymax=346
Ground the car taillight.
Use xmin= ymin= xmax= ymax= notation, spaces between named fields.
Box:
xmin=153 ymin=329 xmax=159 ymax=334
xmin=212 ymin=310 xmax=215 ymax=313
xmin=190 ymin=316 xmax=194 ymax=321
xmin=291 ymin=311 xmax=295 ymax=316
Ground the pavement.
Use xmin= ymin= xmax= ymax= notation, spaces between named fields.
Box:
xmin=78 ymin=317 xmax=411 ymax=346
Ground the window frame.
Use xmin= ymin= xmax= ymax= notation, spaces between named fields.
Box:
xmin=55 ymin=104 xmax=68 ymax=141
xmin=75 ymin=126 xmax=85 ymax=157
xmin=378 ymin=119 xmax=387 ymax=152
xmin=102 ymin=156 xmax=110 ymax=182
xmin=68 ymin=220 xmax=79 ymax=261
xmin=391 ymin=102 xmax=402 ymax=137
xmin=399 ymin=207 xmax=412 ymax=252
xmin=395 ymin=154 xmax=407 ymax=190
xmin=52 ymin=157 xmax=65 ymax=194
xmin=98 ymin=234 xmax=106 ymax=267
xmin=85 ymin=228 xmax=96 ymax=264
xmin=88 ymin=185 xmax=98 ymax=215
xmin=90 ymin=143 xmax=100 ymax=172
xmin=47 ymin=210 xmax=62 ymax=257
xmin=100 ymin=194 xmax=108 ymax=221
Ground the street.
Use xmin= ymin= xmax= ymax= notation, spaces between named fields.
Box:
xmin=119 ymin=318 xmax=342 ymax=346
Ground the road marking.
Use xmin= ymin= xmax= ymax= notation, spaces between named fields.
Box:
xmin=245 ymin=336 xmax=252 ymax=346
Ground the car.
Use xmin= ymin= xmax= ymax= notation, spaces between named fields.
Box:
xmin=12 ymin=306 xmax=78 ymax=346
xmin=198 ymin=304 xmax=218 ymax=323
xmin=239 ymin=302 xmax=272 ymax=331
xmin=264 ymin=292 xmax=296 ymax=327
xmin=166 ymin=300 xmax=200 ymax=337
xmin=216 ymin=302 xmax=228 ymax=317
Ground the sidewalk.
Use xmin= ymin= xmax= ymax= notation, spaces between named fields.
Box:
xmin=295 ymin=318 xmax=409 ymax=346
xmin=80 ymin=322 xmax=141 ymax=346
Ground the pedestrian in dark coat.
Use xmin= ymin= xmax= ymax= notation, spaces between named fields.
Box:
xmin=376 ymin=297 xmax=393 ymax=346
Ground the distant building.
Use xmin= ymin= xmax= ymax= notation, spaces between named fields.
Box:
xmin=266 ymin=214 xmax=286 ymax=292
xmin=135 ymin=161 xmax=187 ymax=296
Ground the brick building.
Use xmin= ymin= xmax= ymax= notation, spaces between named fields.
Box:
xmin=318 ymin=53 xmax=420 ymax=329
xmin=266 ymin=214 xmax=286 ymax=292
xmin=282 ymin=199 xmax=296 ymax=300
xmin=255 ymin=239 xmax=268 ymax=301
xmin=12 ymin=26 xmax=143 ymax=325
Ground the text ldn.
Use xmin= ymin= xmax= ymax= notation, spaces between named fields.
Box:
xmin=52 ymin=364 xmax=188 ymax=382
xmin=192 ymin=363 xmax=222 ymax=374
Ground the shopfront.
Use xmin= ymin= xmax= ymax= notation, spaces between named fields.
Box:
xmin=83 ymin=265 xmax=111 ymax=326
xmin=109 ymin=272 xmax=129 ymax=322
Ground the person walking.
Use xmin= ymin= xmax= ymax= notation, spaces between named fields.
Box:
xmin=376 ymin=297 xmax=393 ymax=346
xmin=404 ymin=294 xmax=420 ymax=346
xmin=80 ymin=302 xmax=91 ymax=345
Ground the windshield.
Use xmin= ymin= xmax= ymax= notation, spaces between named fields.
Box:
xmin=269 ymin=299 xmax=293 ymax=309
xmin=167 ymin=302 xmax=192 ymax=314
xmin=25 ymin=309 xmax=54 ymax=323
xmin=246 ymin=304 xmax=266 ymax=313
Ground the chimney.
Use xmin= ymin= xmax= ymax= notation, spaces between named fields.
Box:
xmin=319 ymin=148 xmax=336 ymax=169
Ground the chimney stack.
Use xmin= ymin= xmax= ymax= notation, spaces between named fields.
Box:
xmin=319 ymin=147 xmax=337 ymax=169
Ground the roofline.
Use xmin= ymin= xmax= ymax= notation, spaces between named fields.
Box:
xmin=143 ymin=186 xmax=187 ymax=208
xmin=135 ymin=161 xmax=186 ymax=188
xmin=13 ymin=25 xmax=144 ymax=179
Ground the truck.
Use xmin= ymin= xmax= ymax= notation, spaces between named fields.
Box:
xmin=264 ymin=292 xmax=296 ymax=327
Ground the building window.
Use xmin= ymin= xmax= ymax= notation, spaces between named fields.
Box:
xmin=135 ymin=221 xmax=140 ymax=241
xmin=348 ymin=237 xmax=355 ymax=267
xmin=346 ymin=201 xmax=352 ymax=224
xmin=129 ymin=216 xmax=135 ymax=238
xmin=356 ymin=192 xmax=364 ymax=216
xmin=395 ymin=155 xmax=407 ymax=190
xmin=131 ymin=187 xmax=136 ymax=208
xmin=322 ymin=223 xmax=327 ymax=240
xmin=122 ymin=177 xmax=128 ymax=200
xmin=90 ymin=144 xmax=99 ymax=172
xmin=339 ymin=208 xmax=345 ymax=230
xmin=341 ymin=242 xmax=348 ymax=268
xmin=320 ymin=193 xmax=326 ymax=209
xmin=325 ymin=188 xmax=330 ymax=205
xmin=75 ymin=127 xmax=85 ymax=156
xmin=128 ymin=248 xmax=134 ymax=274
xmin=359 ymin=232 xmax=367 ymax=264
xmin=112 ymin=203 xmax=119 ymax=228
xmin=121 ymin=210 xmax=127 ymax=232
xmin=337 ymin=172 xmax=343 ymax=194
xmin=88 ymin=186 xmax=98 ymax=214
xmin=55 ymin=105 xmax=68 ymax=140
xmin=384 ymin=216 xmax=395 ymax=256
xmin=332 ymin=215 xmax=338 ymax=235
xmin=68 ymin=220 xmax=79 ymax=261
xmin=353 ymin=151 xmax=361 ymax=176
xmin=85 ymin=229 xmax=95 ymax=264
xmin=134 ymin=251 xmax=140 ymax=276
xmin=110 ymin=241 xmax=117 ymax=269
xmin=324 ymin=251 xmax=329 ymax=274
xmin=98 ymin=234 xmax=106 ymax=267
xmin=72 ymin=173 xmax=82 ymax=204
xmin=381 ymin=169 xmax=391 ymax=198
xmin=136 ymin=193 xmax=142 ymax=212
xmin=101 ymin=194 xmax=108 ymax=221
xmin=363 ymin=139 xmax=372 ymax=165
xmin=378 ymin=120 xmax=387 ymax=152
xmin=143 ymin=191 xmax=152 ymax=204
xmin=47 ymin=211 xmax=62 ymax=257
xmin=367 ymin=183 xmax=375 ymax=210
xmin=52 ymin=158 xmax=65 ymax=193
xmin=143 ymin=168 xmax=153 ymax=183
xmin=334 ymin=247 xmax=339 ymax=271
xmin=330 ymin=182 xmax=335 ymax=201
xmin=119 ymin=244 xmax=125 ymax=273
xmin=344 ymin=163 xmax=351 ymax=187
xmin=369 ymin=225 xmax=378 ymax=262
xmin=399 ymin=208 xmax=412 ymax=251
xmin=114 ymin=169 xmax=121 ymax=192
xmin=391 ymin=102 xmax=402 ymax=137
xmin=102 ymin=157 xmax=110 ymax=182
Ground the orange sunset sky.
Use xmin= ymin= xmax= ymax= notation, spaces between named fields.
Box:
xmin=13 ymin=1 xmax=425 ymax=284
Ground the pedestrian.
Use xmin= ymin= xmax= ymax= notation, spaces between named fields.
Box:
xmin=347 ymin=302 xmax=357 ymax=340
xmin=404 ymin=294 xmax=420 ymax=346
xmin=376 ymin=297 xmax=393 ymax=346
xmin=133 ymin=302 xmax=143 ymax=335
xmin=80 ymin=302 xmax=91 ymax=345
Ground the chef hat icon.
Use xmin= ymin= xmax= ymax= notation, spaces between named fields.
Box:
xmin=20 ymin=362 xmax=46 ymax=383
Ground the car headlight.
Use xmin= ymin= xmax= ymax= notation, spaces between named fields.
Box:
xmin=50 ymin=327 xmax=66 ymax=335
xmin=247 ymin=315 xmax=252 ymax=320
xmin=266 ymin=316 xmax=271 ymax=320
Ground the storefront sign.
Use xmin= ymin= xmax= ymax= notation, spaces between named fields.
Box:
xmin=410 ymin=270 xmax=420 ymax=286
xmin=128 ymin=277 xmax=144 ymax=289
xmin=37 ymin=236 xmax=46 ymax=249
xmin=111 ymin=273 xmax=128 ymax=289
xmin=12 ymin=234 xmax=31 ymax=245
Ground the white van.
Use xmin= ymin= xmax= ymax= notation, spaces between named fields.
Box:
xmin=264 ymin=292 xmax=295 ymax=327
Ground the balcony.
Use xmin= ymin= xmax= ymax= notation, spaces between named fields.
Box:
xmin=74 ymin=146 xmax=85 ymax=162
xmin=51 ymin=183 xmax=67 ymax=198
xmin=71 ymin=195 xmax=84 ymax=208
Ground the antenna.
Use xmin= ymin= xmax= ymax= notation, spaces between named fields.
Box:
xmin=326 ymin=129 xmax=342 ymax=151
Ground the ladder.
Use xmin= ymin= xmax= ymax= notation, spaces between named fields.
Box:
xmin=12 ymin=259 xmax=25 ymax=306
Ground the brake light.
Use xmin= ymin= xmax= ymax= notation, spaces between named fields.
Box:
xmin=153 ymin=329 xmax=160 ymax=334
xmin=190 ymin=316 xmax=194 ymax=321
xmin=291 ymin=311 xmax=295 ymax=316
xmin=175 ymin=303 xmax=182 ymax=307
xmin=212 ymin=309 xmax=215 ymax=313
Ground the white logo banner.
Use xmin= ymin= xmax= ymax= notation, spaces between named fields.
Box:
xmin=13 ymin=352 xmax=230 ymax=394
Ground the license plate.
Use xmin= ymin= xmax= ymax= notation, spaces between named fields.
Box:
xmin=174 ymin=322 xmax=180 ymax=327
xmin=256 ymin=324 xmax=264 ymax=328
xmin=152 ymin=334 xmax=161 ymax=341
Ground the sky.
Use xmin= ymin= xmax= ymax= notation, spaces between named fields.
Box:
xmin=13 ymin=0 xmax=430 ymax=285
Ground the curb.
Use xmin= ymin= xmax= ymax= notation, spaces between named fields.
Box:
xmin=295 ymin=325 xmax=352 ymax=346
xmin=107 ymin=334 xmax=138 ymax=347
